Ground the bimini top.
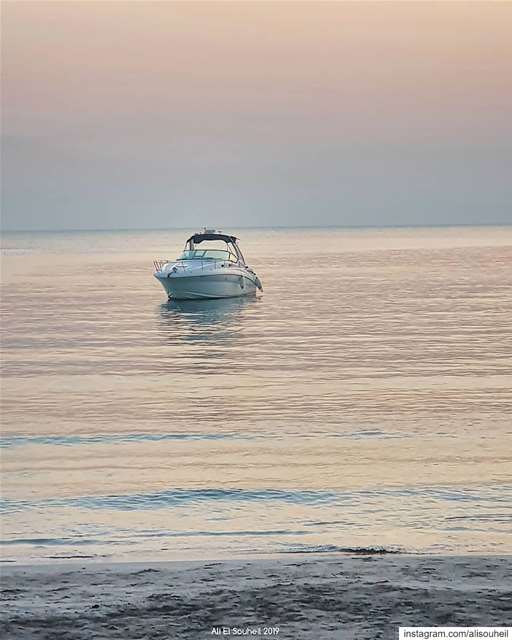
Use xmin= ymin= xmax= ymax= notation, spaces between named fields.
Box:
xmin=187 ymin=231 xmax=238 ymax=245
xmin=184 ymin=229 xmax=246 ymax=264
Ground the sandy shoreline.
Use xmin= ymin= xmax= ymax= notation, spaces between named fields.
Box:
xmin=1 ymin=554 xmax=511 ymax=639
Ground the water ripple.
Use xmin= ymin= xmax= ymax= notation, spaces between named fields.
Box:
xmin=0 ymin=432 xmax=248 ymax=448
xmin=2 ymin=228 xmax=512 ymax=560
xmin=1 ymin=485 xmax=509 ymax=514
xmin=0 ymin=488 xmax=340 ymax=513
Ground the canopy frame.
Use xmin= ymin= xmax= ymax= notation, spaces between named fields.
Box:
xmin=185 ymin=231 xmax=246 ymax=264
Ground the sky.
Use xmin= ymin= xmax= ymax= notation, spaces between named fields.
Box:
xmin=2 ymin=1 xmax=511 ymax=231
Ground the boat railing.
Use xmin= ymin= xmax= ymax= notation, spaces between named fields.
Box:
xmin=153 ymin=259 xmax=169 ymax=272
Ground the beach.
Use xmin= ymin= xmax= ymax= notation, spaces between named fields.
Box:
xmin=1 ymin=554 xmax=511 ymax=639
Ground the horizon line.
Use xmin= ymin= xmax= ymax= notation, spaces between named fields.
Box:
xmin=2 ymin=222 xmax=511 ymax=234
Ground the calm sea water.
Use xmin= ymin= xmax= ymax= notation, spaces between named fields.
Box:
xmin=1 ymin=226 xmax=511 ymax=562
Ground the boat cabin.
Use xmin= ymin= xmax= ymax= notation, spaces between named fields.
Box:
xmin=179 ymin=230 xmax=246 ymax=265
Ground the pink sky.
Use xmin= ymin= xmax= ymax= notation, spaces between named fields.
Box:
xmin=2 ymin=1 xmax=512 ymax=229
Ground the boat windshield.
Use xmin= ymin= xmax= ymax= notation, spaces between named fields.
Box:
xmin=178 ymin=249 xmax=238 ymax=262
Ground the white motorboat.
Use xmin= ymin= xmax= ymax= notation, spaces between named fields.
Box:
xmin=153 ymin=229 xmax=263 ymax=300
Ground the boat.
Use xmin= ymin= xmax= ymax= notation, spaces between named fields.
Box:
xmin=153 ymin=229 xmax=263 ymax=300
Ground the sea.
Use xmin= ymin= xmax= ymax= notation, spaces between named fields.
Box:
xmin=1 ymin=226 xmax=511 ymax=563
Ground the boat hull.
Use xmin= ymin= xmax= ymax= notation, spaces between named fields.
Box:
xmin=155 ymin=273 xmax=258 ymax=300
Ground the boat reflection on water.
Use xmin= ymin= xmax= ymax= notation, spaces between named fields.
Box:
xmin=158 ymin=295 xmax=259 ymax=345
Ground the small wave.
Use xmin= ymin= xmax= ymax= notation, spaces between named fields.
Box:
xmin=0 ymin=432 xmax=248 ymax=449
xmin=137 ymin=528 xmax=309 ymax=538
xmin=2 ymin=485 xmax=509 ymax=515
xmin=330 ymin=430 xmax=412 ymax=440
xmin=0 ymin=529 xmax=309 ymax=553
xmin=45 ymin=554 xmax=107 ymax=560
xmin=0 ymin=537 xmax=103 ymax=546
xmin=281 ymin=544 xmax=402 ymax=555
xmin=0 ymin=430 xmax=424 ymax=449
xmin=0 ymin=488 xmax=339 ymax=513
xmin=303 ymin=520 xmax=357 ymax=527
xmin=445 ymin=513 xmax=512 ymax=523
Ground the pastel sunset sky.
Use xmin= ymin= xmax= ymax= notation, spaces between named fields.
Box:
xmin=2 ymin=1 xmax=511 ymax=230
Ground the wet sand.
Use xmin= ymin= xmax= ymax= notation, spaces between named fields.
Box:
xmin=1 ymin=554 xmax=511 ymax=639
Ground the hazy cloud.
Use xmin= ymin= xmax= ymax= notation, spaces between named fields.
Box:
xmin=2 ymin=1 xmax=511 ymax=230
